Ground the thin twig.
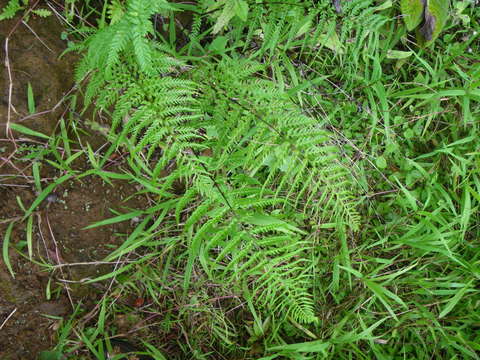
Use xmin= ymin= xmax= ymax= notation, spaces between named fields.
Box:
xmin=0 ymin=308 xmax=17 ymax=330
xmin=4 ymin=37 xmax=14 ymax=140
xmin=0 ymin=216 xmax=24 ymax=224
xmin=21 ymin=20 xmax=54 ymax=53
xmin=45 ymin=212 xmax=74 ymax=310
xmin=51 ymin=260 xmax=136 ymax=269
xmin=365 ymin=189 xmax=399 ymax=198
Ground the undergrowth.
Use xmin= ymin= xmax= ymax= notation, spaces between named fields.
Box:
xmin=1 ymin=0 xmax=480 ymax=359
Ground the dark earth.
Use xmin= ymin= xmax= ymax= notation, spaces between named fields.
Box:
xmin=0 ymin=10 xmax=146 ymax=359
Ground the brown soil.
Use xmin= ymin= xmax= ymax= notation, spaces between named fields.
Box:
xmin=0 ymin=10 xmax=145 ymax=359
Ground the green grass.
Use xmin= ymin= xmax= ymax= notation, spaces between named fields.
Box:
xmin=2 ymin=0 xmax=480 ymax=359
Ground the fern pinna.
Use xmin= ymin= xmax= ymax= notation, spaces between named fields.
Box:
xmin=75 ymin=0 xmax=359 ymax=328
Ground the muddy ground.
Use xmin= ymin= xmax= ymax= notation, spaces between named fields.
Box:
xmin=0 ymin=11 xmax=145 ymax=359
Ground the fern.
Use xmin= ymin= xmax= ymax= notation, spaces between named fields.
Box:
xmin=107 ymin=0 xmax=125 ymax=24
xmin=146 ymin=58 xmax=358 ymax=325
xmin=193 ymin=59 xmax=360 ymax=229
xmin=180 ymin=187 xmax=318 ymax=324
xmin=76 ymin=22 xmax=199 ymax=159
xmin=75 ymin=0 xmax=180 ymax=81
xmin=0 ymin=1 xmax=51 ymax=22
xmin=0 ymin=0 xmax=22 ymax=21
xmin=76 ymin=0 xmax=360 ymax=330
xmin=31 ymin=9 xmax=51 ymax=18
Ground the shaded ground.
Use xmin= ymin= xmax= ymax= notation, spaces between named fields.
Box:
xmin=0 ymin=11 xmax=145 ymax=359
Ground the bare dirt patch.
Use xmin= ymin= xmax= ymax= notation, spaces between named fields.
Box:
xmin=0 ymin=12 xmax=145 ymax=359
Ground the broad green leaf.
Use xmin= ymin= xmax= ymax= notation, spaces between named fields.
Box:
xmin=0 ymin=0 xmax=22 ymax=21
xmin=107 ymin=0 xmax=125 ymax=24
xmin=395 ymin=57 xmax=410 ymax=70
xmin=46 ymin=277 xmax=52 ymax=300
xmin=375 ymin=156 xmax=387 ymax=169
xmin=98 ymin=296 xmax=107 ymax=333
xmin=31 ymin=9 xmax=51 ymax=17
xmin=208 ymin=36 xmax=228 ymax=53
xmin=104 ymin=215 xmax=159 ymax=261
xmin=317 ymin=31 xmax=344 ymax=54
xmin=32 ymin=162 xmax=42 ymax=192
xmin=338 ymin=265 xmax=364 ymax=279
xmin=234 ymin=0 xmax=248 ymax=22
xmin=364 ymin=279 xmax=399 ymax=319
xmin=394 ymin=175 xmax=419 ymax=211
xmin=78 ymin=331 xmax=102 ymax=358
xmin=460 ymin=188 xmax=472 ymax=237
xmin=142 ymin=341 xmax=168 ymax=360
xmin=401 ymin=0 xmax=424 ymax=31
xmin=420 ymin=0 xmax=450 ymax=43
xmin=85 ymin=255 xmax=155 ymax=283
xmin=334 ymin=318 xmax=388 ymax=343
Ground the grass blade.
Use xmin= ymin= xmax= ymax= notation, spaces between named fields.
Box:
xmin=439 ymin=281 xmax=473 ymax=318
xmin=27 ymin=82 xmax=36 ymax=114
xmin=23 ymin=174 xmax=72 ymax=220
xmin=3 ymin=222 xmax=16 ymax=278
xmin=26 ymin=215 xmax=33 ymax=260
xmin=10 ymin=123 xmax=50 ymax=140
xmin=83 ymin=209 xmax=143 ymax=229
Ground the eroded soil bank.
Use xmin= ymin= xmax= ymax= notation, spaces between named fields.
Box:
xmin=0 ymin=12 xmax=144 ymax=359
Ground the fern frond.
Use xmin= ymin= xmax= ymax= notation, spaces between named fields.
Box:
xmin=75 ymin=0 xmax=362 ymax=330
xmin=0 ymin=0 xmax=22 ymax=21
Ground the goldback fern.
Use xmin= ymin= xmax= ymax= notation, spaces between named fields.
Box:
xmin=75 ymin=0 xmax=360 ymax=329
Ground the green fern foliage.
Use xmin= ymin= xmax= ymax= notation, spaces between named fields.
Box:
xmin=163 ymin=58 xmax=358 ymax=324
xmin=75 ymin=0 xmax=360 ymax=330
xmin=75 ymin=1 xmax=200 ymax=162
xmin=0 ymin=0 xmax=23 ymax=20
xmin=193 ymin=59 xmax=360 ymax=230
xmin=0 ymin=1 xmax=51 ymax=22
xmin=180 ymin=186 xmax=319 ymax=324
xmin=75 ymin=0 xmax=178 ymax=79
